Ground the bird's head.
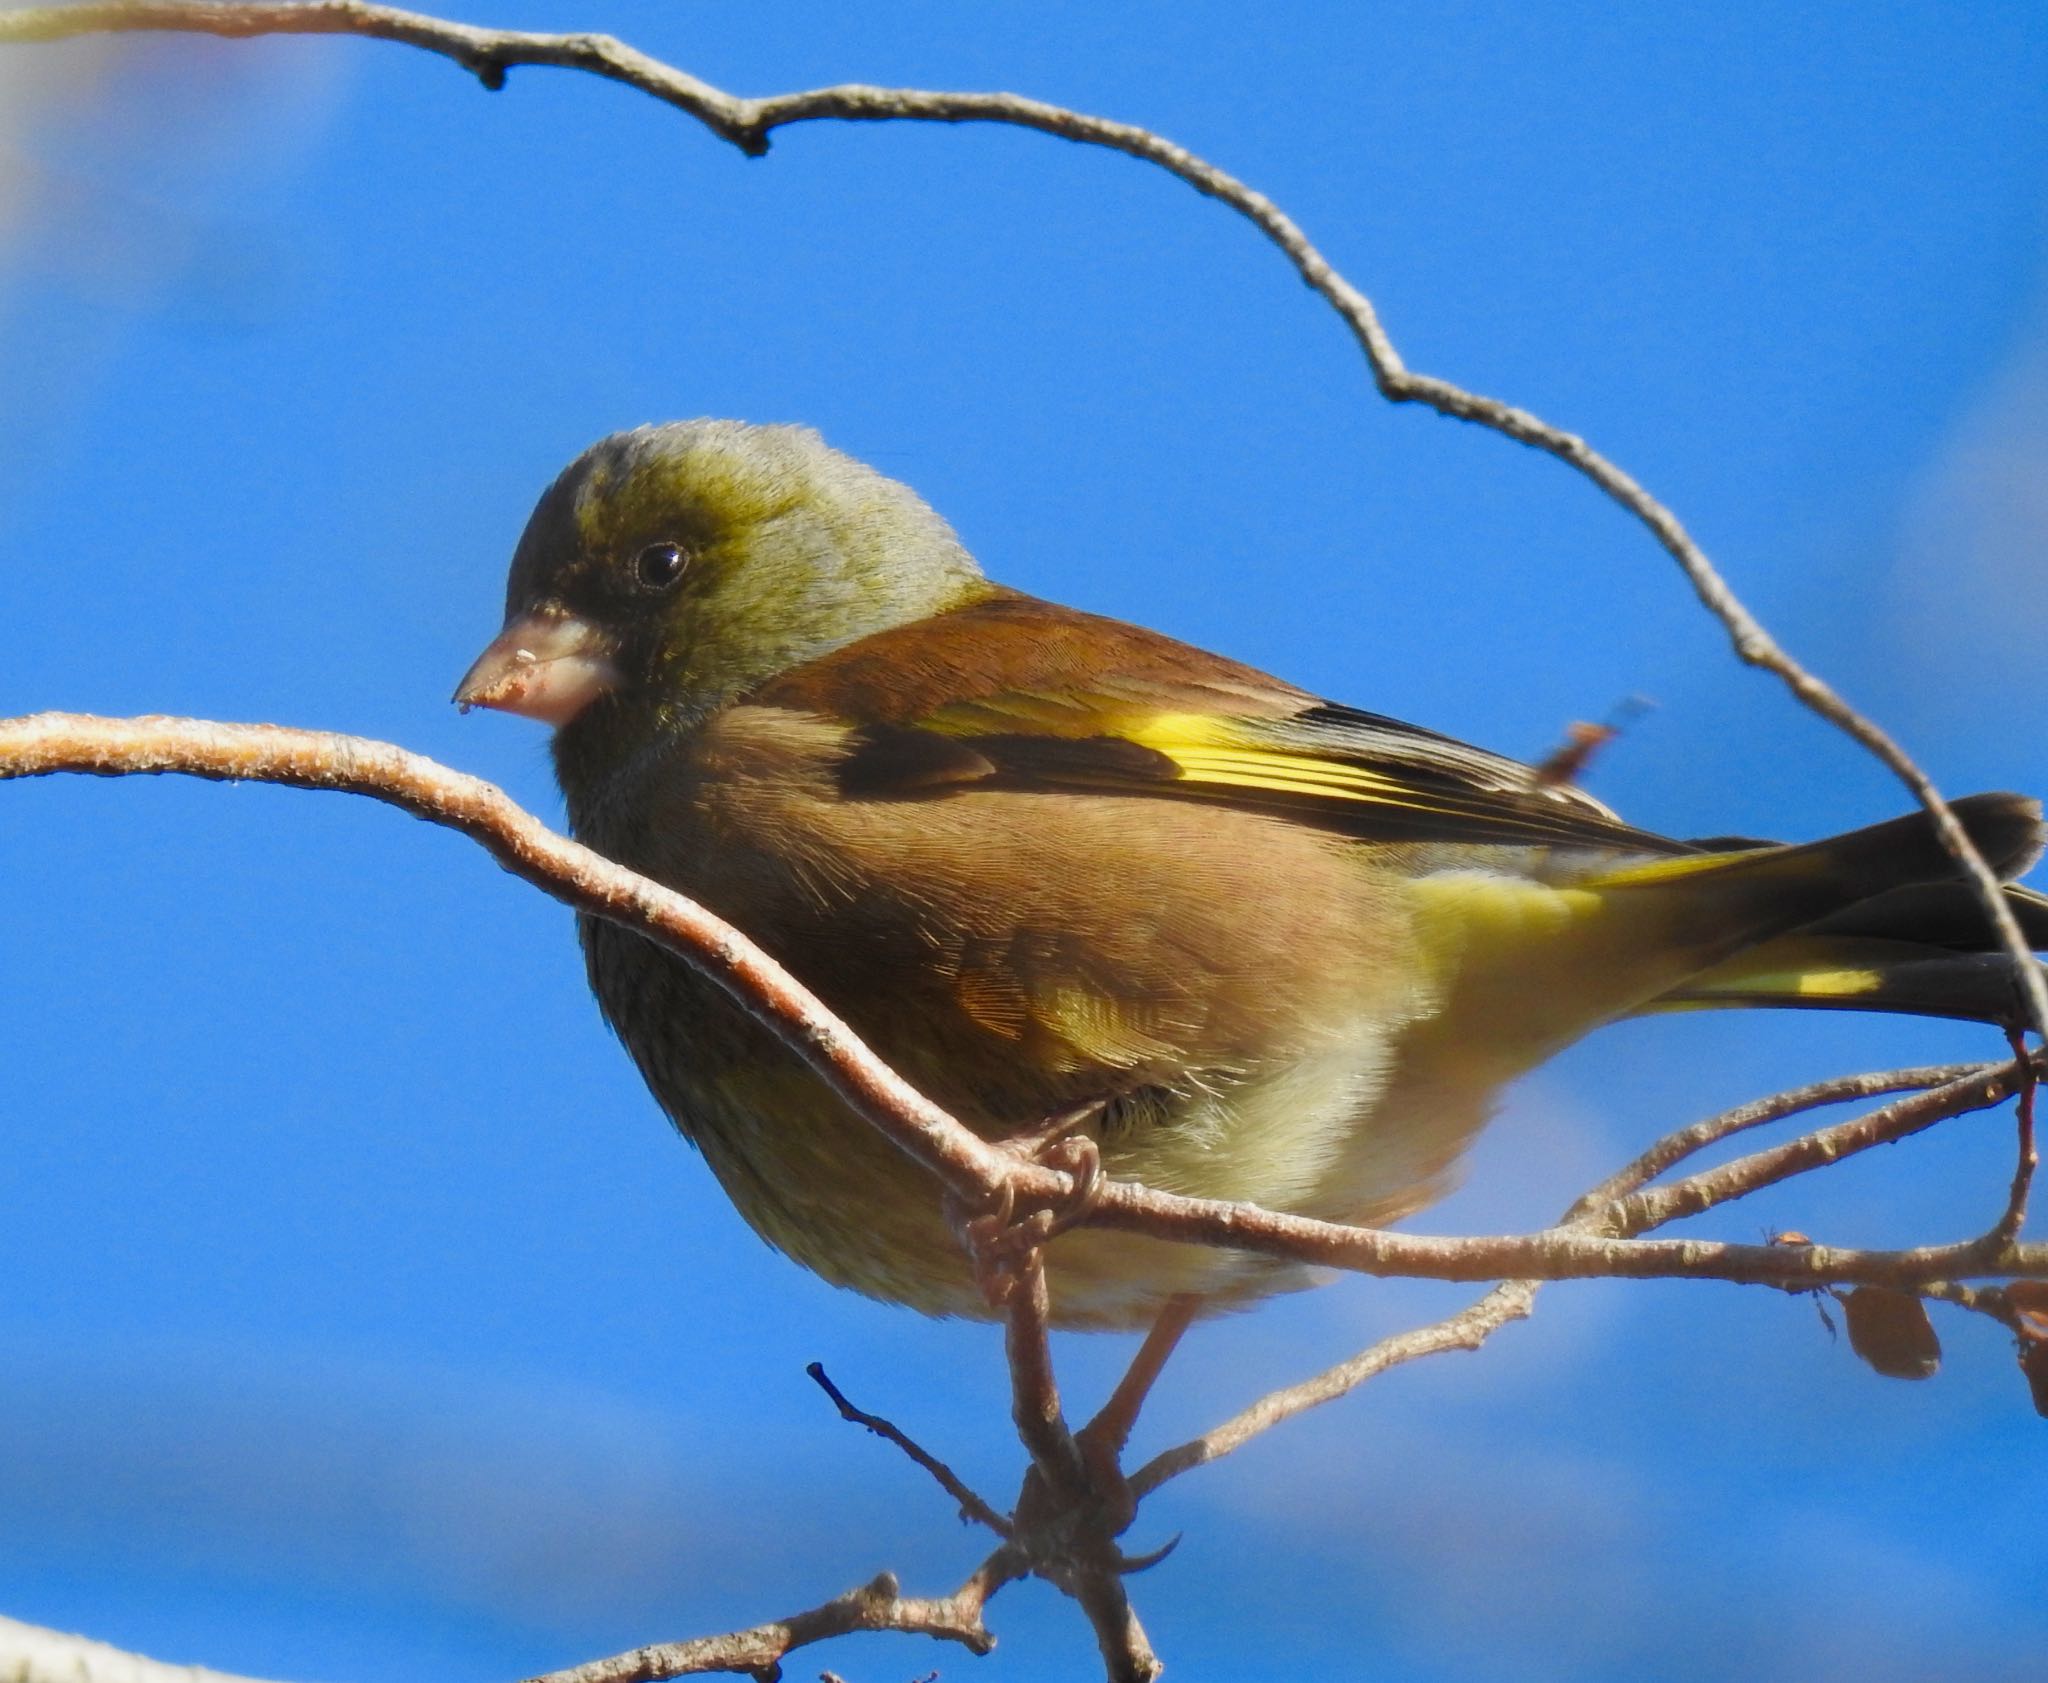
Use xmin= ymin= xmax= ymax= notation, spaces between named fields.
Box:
xmin=455 ymin=420 xmax=987 ymax=747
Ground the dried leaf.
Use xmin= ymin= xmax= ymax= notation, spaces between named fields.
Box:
xmin=1842 ymin=1286 xmax=1941 ymax=1380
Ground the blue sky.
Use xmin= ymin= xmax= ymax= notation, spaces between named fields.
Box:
xmin=4 ymin=3 xmax=2048 ymax=1679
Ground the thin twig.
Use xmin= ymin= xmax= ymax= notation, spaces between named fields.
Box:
xmin=1129 ymin=1282 xmax=1538 ymax=1496
xmin=993 ymin=1245 xmax=1160 ymax=1683
xmin=519 ymin=1569 xmax=1000 ymax=1683
xmin=1605 ymin=1059 xmax=2029 ymax=1238
xmin=1566 ymin=1063 xmax=1993 ymax=1220
xmin=1990 ymin=1027 xmax=2040 ymax=1246
xmin=1076 ymin=1295 xmax=1201 ymax=1472
xmin=999 ymin=1246 xmax=1074 ymax=1485
xmin=1919 ymin=1280 xmax=2028 ymax=1335
xmin=0 ymin=712 xmax=1014 ymax=1207
xmin=1134 ymin=1057 xmax=2034 ymax=1490
xmin=806 ymin=1362 xmax=1012 ymax=1537
xmin=4 ymin=1 xmax=2035 ymax=1040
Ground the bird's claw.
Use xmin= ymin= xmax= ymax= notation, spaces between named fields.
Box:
xmin=949 ymin=1104 xmax=1111 ymax=1309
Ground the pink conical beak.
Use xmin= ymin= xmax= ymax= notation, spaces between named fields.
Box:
xmin=453 ymin=610 xmax=620 ymax=728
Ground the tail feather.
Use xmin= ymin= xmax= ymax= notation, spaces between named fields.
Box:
xmin=1806 ymin=880 xmax=2048 ymax=952
xmin=1623 ymin=794 xmax=2046 ymax=1028
xmin=1648 ymin=936 xmax=2043 ymax=1028
xmin=1590 ymin=791 xmax=2043 ymax=909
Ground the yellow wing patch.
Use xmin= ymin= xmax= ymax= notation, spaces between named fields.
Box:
xmin=1122 ymin=713 xmax=1516 ymax=820
xmin=908 ymin=697 xmax=1676 ymax=849
xmin=1129 ymin=712 xmax=1419 ymax=803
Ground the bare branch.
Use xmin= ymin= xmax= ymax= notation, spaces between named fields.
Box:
xmin=0 ymin=711 xmax=1015 ymax=1207
xmin=1133 ymin=1058 xmax=2033 ymax=1487
xmin=995 ymin=1247 xmax=1159 ymax=1683
xmin=1566 ymin=1063 xmax=1994 ymax=1219
xmin=0 ymin=1617 xmax=277 ymax=1683
xmin=3 ymin=0 xmax=2034 ymax=1038
xmin=1606 ymin=1059 xmax=2030 ymax=1237
xmin=1075 ymin=1175 xmax=2048 ymax=1290
xmin=0 ymin=1552 xmax=1016 ymax=1683
xmin=518 ymin=1569 xmax=998 ymax=1683
xmin=1129 ymin=1281 xmax=1539 ymax=1497
xmin=807 ymin=1362 xmax=1012 ymax=1537
xmin=1990 ymin=1028 xmax=2039 ymax=1245
xmin=1077 ymin=1295 xmax=1202 ymax=1473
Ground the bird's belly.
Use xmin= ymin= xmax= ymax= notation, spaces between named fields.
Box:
xmin=582 ymin=908 xmax=1463 ymax=1328
xmin=574 ymin=749 xmax=1449 ymax=1328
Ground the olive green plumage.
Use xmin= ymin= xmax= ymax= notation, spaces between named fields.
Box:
xmin=459 ymin=420 xmax=2048 ymax=1329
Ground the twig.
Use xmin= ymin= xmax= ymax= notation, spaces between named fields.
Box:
xmin=1129 ymin=1281 xmax=1539 ymax=1497
xmin=520 ymin=1569 xmax=999 ymax=1683
xmin=1919 ymin=1280 xmax=2029 ymax=1335
xmin=992 ymin=1244 xmax=1160 ymax=1683
xmin=0 ymin=712 xmax=1014 ymax=1208
xmin=1077 ymin=1295 xmax=1201 ymax=1473
xmin=3 ymin=0 xmax=2034 ymax=1042
xmin=1605 ymin=1059 xmax=2029 ymax=1238
xmin=998 ymin=1246 xmax=1073 ymax=1483
xmin=1566 ymin=1063 xmax=1992 ymax=1219
xmin=1991 ymin=1028 xmax=2039 ymax=1245
xmin=806 ymin=1362 xmax=1011 ymax=1537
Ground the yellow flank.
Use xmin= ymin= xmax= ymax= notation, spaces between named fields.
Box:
xmin=1405 ymin=869 xmax=1606 ymax=991
xmin=1409 ymin=871 xmax=1604 ymax=938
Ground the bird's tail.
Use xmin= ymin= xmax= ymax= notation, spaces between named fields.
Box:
xmin=1627 ymin=797 xmax=2048 ymax=1028
xmin=1411 ymin=792 xmax=2046 ymax=1068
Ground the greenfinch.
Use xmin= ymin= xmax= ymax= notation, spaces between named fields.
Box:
xmin=456 ymin=420 xmax=2046 ymax=1329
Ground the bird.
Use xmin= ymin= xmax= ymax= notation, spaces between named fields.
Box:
xmin=455 ymin=419 xmax=2047 ymax=1331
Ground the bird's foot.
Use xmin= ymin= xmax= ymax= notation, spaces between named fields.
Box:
xmin=950 ymin=1103 xmax=1110 ymax=1311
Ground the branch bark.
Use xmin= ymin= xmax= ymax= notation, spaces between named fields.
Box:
xmin=0 ymin=1617 xmax=276 ymax=1683
xmin=520 ymin=1570 xmax=999 ymax=1683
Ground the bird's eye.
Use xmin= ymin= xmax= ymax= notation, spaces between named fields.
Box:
xmin=632 ymin=542 xmax=689 ymax=592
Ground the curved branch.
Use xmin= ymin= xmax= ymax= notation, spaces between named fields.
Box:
xmin=5 ymin=710 xmax=2042 ymax=1297
xmin=0 ymin=711 xmax=1014 ymax=1204
xmin=3 ymin=0 xmax=2035 ymax=1038
xmin=1605 ymin=1060 xmax=2027 ymax=1237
